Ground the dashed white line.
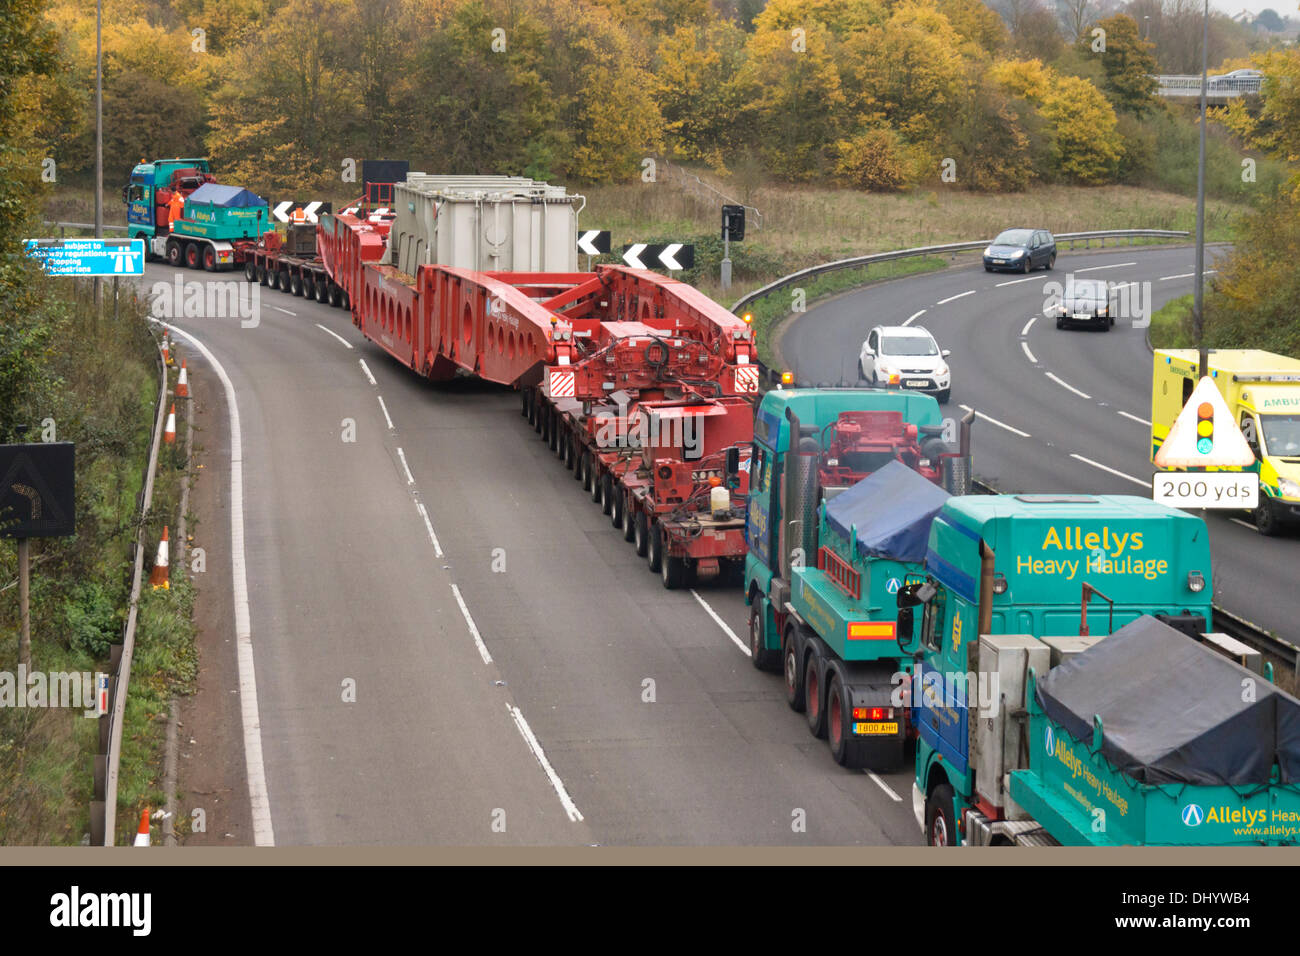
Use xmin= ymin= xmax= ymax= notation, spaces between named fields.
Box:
xmin=1230 ymin=518 xmax=1256 ymax=530
xmin=396 ymin=446 xmax=415 ymax=485
xmin=936 ymin=290 xmax=975 ymax=306
xmin=358 ymin=358 xmax=376 ymax=385
xmin=160 ymin=323 xmax=274 ymax=846
xmin=507 ymin=703 xmax=584 ymax=823
xmin=1117 ymin=410 xmax=1152 ymax=426
xmin=995 ymin=276 xmax=1039 ymax=287
xmin=315 ymin=323 xmax=352 ymax=349
xmin=1021 ymin=341 xmax=1038 ymax=364
xmin=867 ymin=772 xmax=903 ymax=802
xmin=903 ymin=309 xmax=926 ymax=326
xmin=1074 ymin=261 xmax=1137 ymax=273
xmin=1159 ymin=270 xmax=1216 ymax=281
xmin=272 ymin=306 xmax=296 ymax=316
xmin=1021 ymin=315 xmax=1037 ymax=336
xmin=958 ymin=404 xmax=1031 ymax=438
xmin=1044 ymin=372 xmax=1092 ymax=400
xmin=377 ymin=395 xmax=395 ymax=430
xmin=450 ymin=583 xmax=493 ymax=665
xmin=691 ymin=589 xmax=750 ymax=656
xmin=415 ymin=502 xmax=444 ymax=557
xmin=1068 ymin=453 xmax=1149 ymax=488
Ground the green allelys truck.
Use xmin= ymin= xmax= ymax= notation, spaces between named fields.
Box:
xmin=744 ymin=387 xmax=973 ymax=770
xmin=894 ymin=493 xmax=1295 ymax=846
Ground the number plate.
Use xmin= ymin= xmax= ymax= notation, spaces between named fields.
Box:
xmin=993 ymin=259 xmax=1005 ymax=265
xmin=853 ymin=721 xmax=899 ymax=736
xmin=905 ymin=379 xmax=928 ymax=388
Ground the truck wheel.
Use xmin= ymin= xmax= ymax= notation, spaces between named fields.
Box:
xmin=583 ymin=455 xmax=596 ymax=494
xmin=244 ymin=259 xmax=257 ymax=282
xmin=600 ymin=474 xmax=614 ymax=515
xmin=257 ymin=264 xmax=269 ymax=285
xmin=166 ymin=240 xmax=183 ymax=266
xmin=203 ymin=246 xmax=218 ymax=272
xmin=610 ymin=486 xmax=625 ymax=528
xmin=783 ymin=631 xmax=806 ymax=713
xmin=827 ymin=673 xmax=864 ymax=767
xmin=570 ymin=441 xmax=582 ymax=479
xmin=1255 ymin=499 xmax=1282 ymax=536
xmin=661 ymin=548 xmax=687 ymax=590
xmin=634 ymin=510 xmax=650 ymax=557
xmin=328 ymin=283 xmax=341 ymax=307
xmin=749 ymin=603 xmax=779 ymax=672
xmin=303 ymin=275 xmax=316 ymax=299
xmin=290 ymin=272 xmax=304 ymax=296
xmin=315 ymin=278 xmax=330 ymax=303
xmin=621 ymin=498 xmax=636 ymax=542
xmin=805 ymin=652 xmax=827 ymax=739
xmin=647 ymin=523 xmax=663 ymax=573
xmin=185 ymin=243 xmax=200 ymax=269
xmin=589 ymin=461 xmax=601 ymax=501
xmin=339 ymin=288 xmax=350 ymax=310
xmin=926 ymin=783 xmax=958 ymax=847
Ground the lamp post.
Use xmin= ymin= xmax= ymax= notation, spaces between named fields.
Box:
xmin=93 ymin=0 xmax=104 ymax=324
xmin=1193 ymin=0 xmax=1209 ymax=379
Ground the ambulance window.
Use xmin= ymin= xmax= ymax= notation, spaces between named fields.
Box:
xmin=1182 ymin=377 xmax=1194 ymax=406
xmin=921 ymin=588 xmax=947 ymax=653
xmin=1241 ymin=413 xmax=1259 ymax=454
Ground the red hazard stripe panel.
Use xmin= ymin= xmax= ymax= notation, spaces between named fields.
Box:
xmin=549 ymin=369 xmax=576 ymax=398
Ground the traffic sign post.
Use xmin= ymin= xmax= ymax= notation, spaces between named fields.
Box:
xmin=24 ymin=238 xmax=144 ymax=277
xmin=1 ymin=441 xmax=76 ymax=670
xmin=721 ymin=205 xmax=745 ymax=292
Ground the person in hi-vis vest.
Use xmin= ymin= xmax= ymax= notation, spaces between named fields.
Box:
xmin=168 ymin=190 xmax=185 ymax=227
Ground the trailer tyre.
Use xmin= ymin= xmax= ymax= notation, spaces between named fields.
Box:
xmin=588 ymin=460 xmax=601 ymax=500
xmin=749 ymin=602 xmax=780 ymax=672
xmin=315 ymin=278 xmax=330 ymax=303
xmin=610 ymin=487 xmax=625 ymax=528
xmin=290 ymin=272 xmax=304 ymax=296
xmin=258 ymin=265 xmax=269 ymax=285
xmin=244 ymin=260 xmax=257 ymax=282
xmin=621 ymin=498 xmax=636 ymax=542
xmin=661 ymin=549 xmax=687 ymax=590
xmin=634 ymin=510 xmax=650 ymax=557
xmin=926 ymin=783 xmax=958 ymax=847
xmin=328 ymin=283 xmax=341 ymax=307
xmin=783 ymin=630 xmax=807 ymax=713
xmin=303 ymin=275 xmax=315 ymax=300
xmin=647 ymin=523 xmax=663 ymax=573
xmin=805 ymin=651 xmax=827 ymax=739
xmin=600 ymin=474 xmax=614 ymax=516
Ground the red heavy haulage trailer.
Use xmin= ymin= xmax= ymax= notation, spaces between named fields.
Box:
xmin=308 ymin=176 xmax=760 ymax=588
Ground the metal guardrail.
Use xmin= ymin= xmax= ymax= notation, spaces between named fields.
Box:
xmin=735 ymin=228 xmax=1192 ymax=387
xmin=40 ymin=221 xmax=129 ymax=233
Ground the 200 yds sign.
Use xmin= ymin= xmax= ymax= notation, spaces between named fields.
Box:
xmin=1153 ymin=472 xmax=1259 ymax=509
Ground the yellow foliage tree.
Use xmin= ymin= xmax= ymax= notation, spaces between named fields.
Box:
xmin=1040 ymin=75 xmax=1124 ymax=183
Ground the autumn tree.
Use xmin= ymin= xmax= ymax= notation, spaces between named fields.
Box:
xmin=654 ymin=18 xmax=747 ymax=170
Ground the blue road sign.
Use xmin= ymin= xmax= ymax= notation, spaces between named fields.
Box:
xmin=24 ymin=238 xmax=145 ymax=277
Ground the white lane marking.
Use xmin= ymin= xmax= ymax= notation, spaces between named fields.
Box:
xmin=958 ymin=404 xmax=1031 ymax=438
xmin=377 ymin=395 xmax=395 ymax=431
xmin=1021 ymin=341 xmax=1037 ymax=364
xmin=315 ymin=323 xmax=352 ymax=349
xmin=1110 ymin=281 xmax=1138 ymax=290
xmin=1044 ymin=372 xmax=1092 ymax=399
xmin=1068 ymin=453 xmax=1149 ymax=487
xmin=161 ymin=324 xmax=274 ymax=846
xmin=1021 ymin=315 xmax=1037 ymax=336
xmin=450 ymin=583 xmax=493 ymax=665
xmin=690 ymin=589 xmax=750 ymax=657
xmin=936 ymin=290 xmax=975 ymax=306
xmin=1230 ymin=518 xmax=1256 ymax=530
xmin=415 ymin=502 xmax=444 ymax=557
xmin=867 ymin=772 xmax=903 ymax=802
xmin=995 ymin=276 xmax=1038 ymax=287
xmin=1074 ymin=261 xmax=1137 ymax=273
xmin=1117 ymin=410 xmax=1152 ymax=426
xmin=396 ymin=447 xmax=415 ymax=485
xmin=1159 ymin=270 xmax=1216 ymax=281
xmin=903 ymin=309 xmax=926 ymax=326
xmin=508 ymin=703 xmax=585 ymax=823
xmin=273 ymin=306 xmax=296 ymax=316
xmin=358 ymin=358 xmax=377 ymax=386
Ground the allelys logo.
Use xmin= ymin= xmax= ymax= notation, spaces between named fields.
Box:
xmin=1044 ymin=725 xmax=1055 ymax=755
xmin=1182 ymin=804 xmax=1205 ymax=827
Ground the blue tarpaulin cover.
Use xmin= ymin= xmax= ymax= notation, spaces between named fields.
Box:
xmin=185 ymin=183 xmax=267 ymax=207
xmin=823 ymin=459 xmax=950 ymax=563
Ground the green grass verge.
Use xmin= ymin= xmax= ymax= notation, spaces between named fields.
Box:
xmin=1148 ymin=294 xmax=1197 ymax=350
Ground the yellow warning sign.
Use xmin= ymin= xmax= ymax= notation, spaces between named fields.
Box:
xmin=1154 ymin=376 xmax=1255 ymax=468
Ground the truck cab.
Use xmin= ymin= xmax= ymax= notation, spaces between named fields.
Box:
xmin=1152 ymin=348 xmax=1300 ymax=535
xmin=123 ymin=158 xmax=214 ymax=245
xmin=900 ymin=493 xmax=1214 ymax=845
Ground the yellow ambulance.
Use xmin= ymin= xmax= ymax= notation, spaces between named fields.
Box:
xmin=1152 ymin=349 xmax=1300 ymax=535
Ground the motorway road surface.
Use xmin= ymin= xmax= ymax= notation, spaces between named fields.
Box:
xmin=780 ymin=244 xmax=1298 ymax=643
xmin=144 ymin=262 xmax=921 ymax=845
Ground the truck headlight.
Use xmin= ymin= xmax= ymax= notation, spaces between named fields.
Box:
xmin=1187 ymin=571 xmax=1206 ymax=593
xmin=1279 ymin=477 xmax=1300 ymax=499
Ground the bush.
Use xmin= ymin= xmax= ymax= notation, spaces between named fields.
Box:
xmin=63 ymin=582 xmax=121 ymax=658
xmin=834 ymin=127 xmax=915 ymax=191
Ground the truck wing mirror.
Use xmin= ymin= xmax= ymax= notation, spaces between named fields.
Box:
xmin=725 ymin=446 xmax=740 ymax=476
xmin=897 ymin=606 xmax=915 ymax=644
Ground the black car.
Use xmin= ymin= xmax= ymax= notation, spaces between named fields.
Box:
xmin=983 ymin=229 xmax=1056 ymax=273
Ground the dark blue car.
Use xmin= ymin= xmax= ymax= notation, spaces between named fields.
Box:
xmin=983 ymin=228 xmax=1056 ymax=273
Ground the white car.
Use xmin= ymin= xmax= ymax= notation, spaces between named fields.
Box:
xmin=859 ymin=325 xmax=951 ymax=403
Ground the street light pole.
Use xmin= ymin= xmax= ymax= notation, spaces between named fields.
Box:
xmin=1193 ymin=0 xmax=1209 ymax=379
xmin=93 ymin=0 xmax=104 ymax=324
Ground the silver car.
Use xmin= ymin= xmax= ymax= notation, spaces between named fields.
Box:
xmin=1053 ymin=278 xmax=1114 ymax=331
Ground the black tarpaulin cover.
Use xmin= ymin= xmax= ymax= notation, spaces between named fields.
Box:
xmin=1036 ymin=615 xmax=1300 ymax=786
xmin=822 ymin=459 xmax=950 ymax=564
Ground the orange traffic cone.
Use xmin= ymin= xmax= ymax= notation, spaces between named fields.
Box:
xmin=161 ymin=330 xmax=171 ymax=367
xmin=149 ymin=527 xmax=170 ymax=591
xmin=176 ymin=359 xmax=189 ymax=398
xmin=134 ymin=808 xmax=151 ymax=846
xmin=163 ymin=403 xmax=177 ymax=444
